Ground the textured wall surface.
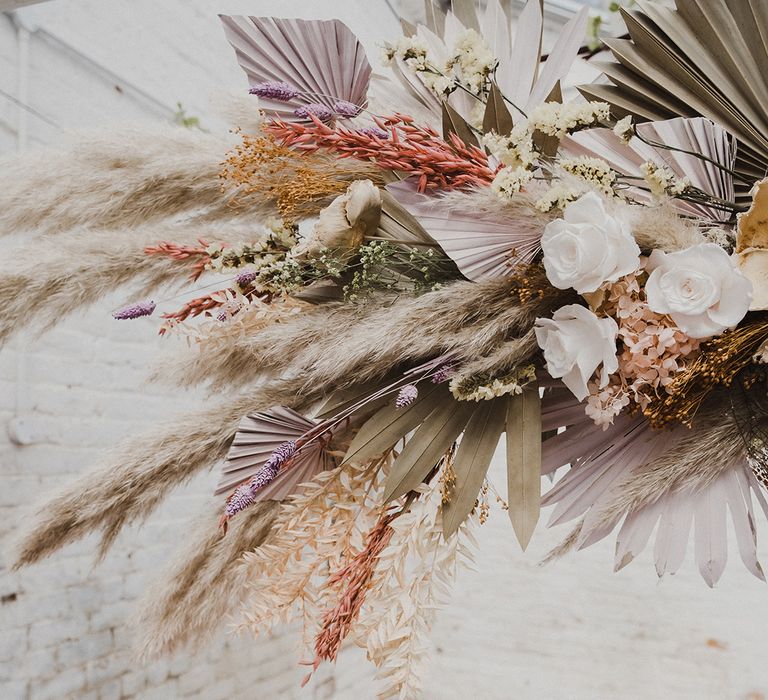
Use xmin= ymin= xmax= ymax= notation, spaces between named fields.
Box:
xmin=2 ymin=2 xmax=768 ymax=700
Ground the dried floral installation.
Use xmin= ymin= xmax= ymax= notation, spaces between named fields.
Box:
xmin=7 ymin=1 xmax=768 ymax=696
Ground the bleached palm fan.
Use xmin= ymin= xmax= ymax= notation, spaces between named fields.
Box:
xmin=581 ymin=0 xmax=768 ymax=191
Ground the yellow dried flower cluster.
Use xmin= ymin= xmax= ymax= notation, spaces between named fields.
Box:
xmin=221 ymin=132 xmax=379 ymax=222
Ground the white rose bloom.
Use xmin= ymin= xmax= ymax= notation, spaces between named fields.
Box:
xmin=645 ymin=243 xmax=753 ymax=339
xmin=541 ymin=192 xmax=640 ymax=294
xmin=534 ymin=304 xmax=619 ymax=401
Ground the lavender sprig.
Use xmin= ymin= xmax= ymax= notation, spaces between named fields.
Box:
xmin=333 ymin=100 xmax=361 ymax=118
xmin=224 ymin=440 xmax=297 ymax=518
xmin=112 ymin=300 xmax=156 ymax=320
xmin=249 ymin=81 xmax=300 ymax=101
xmin=294 ymin=103 xmax=334 ymax=121
xmin=395 ymin=384 xmax=419 ymax=408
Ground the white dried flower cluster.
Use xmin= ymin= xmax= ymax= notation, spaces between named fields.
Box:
xmin=613 ymin=115 xmax=634 ymax=143
xmin=382 ymin=36 xmax=429 ymax=70
xmin=534 ymin=183 xmax=582 ymax=212
xmin=446 ymin=29 xmax=496 ymax=94
xmin=482 ymin=124 xmax=537 ymax=169
xmin=640 ymin=160 xmax=690 ymax=199
xmin=559 ymin=155 xmax=617 ymax=195
xmin=450 ymin=364 xmax=537 ymax=401
xmin=491 ymin=165 xmax=533 ymax=200
xmin=355 ymin=479 xmax=476 ymax=699
xmin=384 ymin=29 xmax=495 ymax=99
xmin=528 ymin=101 xmax=610 ymax=138
xmin=206 ymin=219 xmax=297 ymax=273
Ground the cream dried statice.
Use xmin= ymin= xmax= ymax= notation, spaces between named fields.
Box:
xmin=491 ymin=166 xmax=533 ymax=200
xmin=559 ymin=156 xmax=617 ymax=196
xmin=449 ymin=365 xmax=536 ymax=401
xmin=482 ymin=125 xmax=537 ymax=169
xmin=640 ymin=161 xmax=690 ymax=199
xmin=445 ymin=29 xmax=496 ymax=94
xmin=528 ymin=101 xmax=611 ymax=139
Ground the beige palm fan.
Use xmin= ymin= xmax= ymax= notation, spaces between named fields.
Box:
xmin=580 ymin=0 xmax=768 ymax=191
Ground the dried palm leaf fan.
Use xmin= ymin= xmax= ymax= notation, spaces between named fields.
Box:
xmin=580 ymin=0 xmax=768 ymax=194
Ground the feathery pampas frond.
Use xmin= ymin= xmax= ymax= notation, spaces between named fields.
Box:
xmin=136 ymin=499 xmax=279 ymax=659
xmin=0 ymin=223 xmax=260 ymax=347
xmin=158 ymin=276 xmax=574 ymax=392
xmin=14 ymin=377 xmax=320 ymax=566
xmin=0 ymin=125 xmax=272 ymax=236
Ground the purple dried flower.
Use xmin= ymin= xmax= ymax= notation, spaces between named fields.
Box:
xmin=249 ymin=81 xmax=300 ymax=101
xmin=293 ymin=103 xmax=334 ymax=121
xmin=112 ymin=300 xmax=156 ymax=320
xmin=224 ymin=440 xmax=297 ymax=518
xmin=225 ymin=483 xmax=255 ymax=517
xmin=357 ymin=127 xmax=389 ymax=140
xmin=263 ymin=439 xmax=297 ymax=470
xmin=235 ymin=269 xmax=257 ymax=289
xmin=333 ymin=100 xmax=361 ymax=118
xmin=395 ymin=384 xmax=419 ymax=409
xmin=432 ymin=364 xmax=455 ymax=384
xmin=216 ymin=310 xmax=228 ymax=322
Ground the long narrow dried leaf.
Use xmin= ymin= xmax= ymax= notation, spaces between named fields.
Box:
xmin=384 ymin=398 xmax=474 ymax=501
xmin=343 ymin=383 xmax=449 ymax=465
xmin=442 ymin=397 xmax=506 ymax=535
xmin=441 ymin=101 xmax=479 ymax=148
xmin=506 ymin=384 xmax=541 ymax=550
xmin=482 ymin=82 xmax=514 ymax=136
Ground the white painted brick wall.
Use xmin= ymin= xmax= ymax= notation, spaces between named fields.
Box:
xmin=3 ymin=2 xmax=768 ymax=700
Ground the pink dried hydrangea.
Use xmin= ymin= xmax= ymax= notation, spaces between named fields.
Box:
xmin=586 ymin=271 xmax=700 ymax=428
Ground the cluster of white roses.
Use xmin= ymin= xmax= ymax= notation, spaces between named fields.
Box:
xmin=534 ymin=193 xmax=753 ymax=401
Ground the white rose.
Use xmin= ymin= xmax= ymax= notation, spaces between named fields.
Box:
xmin=645 ymin=243 xmax=752 ymax=339
xmin=534 ymin=304 xmax=619 ymax=401
xmin=541 ymin=192 xmax=640 ymax=294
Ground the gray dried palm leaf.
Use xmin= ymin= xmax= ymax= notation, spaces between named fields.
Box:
xmin=135 ymin=499 xmax=278 ymax=659
xmin=0 ymin=124 xmax=271 ymax=236
xmin=13 ymin=377 xmax=318 ymax=566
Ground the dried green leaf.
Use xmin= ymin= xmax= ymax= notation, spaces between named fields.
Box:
xmin=482 ymin=82 xmax=514 ymax=136
xmin=442 ymin=101 xmax=479 ymax=148
xmin=442 ymin=398 xmax=507 ymax=536
xmin=506 ymin=384 xmax=541 ymax=550
xmin=343 ymin=383 xmax=449 ymax=465
xmin=532 ymin=81 xmax=562 ymax=158
xmin=385 ymin=398 xmax=474 ymax=501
